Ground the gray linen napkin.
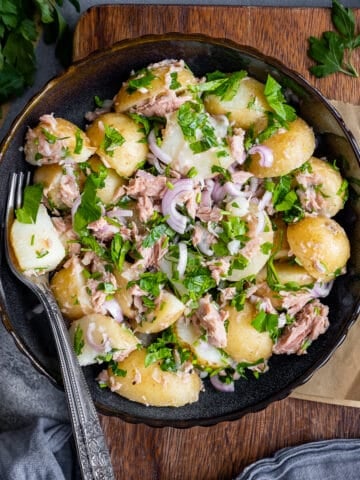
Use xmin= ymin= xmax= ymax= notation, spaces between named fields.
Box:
xmin=235 ymin=439 xmax=360 ymax=480
xmin=0 ymin=418 xmax=73 ymax=480
xmin=0 ymin=320 xmax=81 ymax=479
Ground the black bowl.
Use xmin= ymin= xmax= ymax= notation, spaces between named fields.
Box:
xmin=1 ymin=33 xmax=360 ymax=428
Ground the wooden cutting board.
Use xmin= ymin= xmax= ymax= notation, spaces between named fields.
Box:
xmin=73 ymin=4 xmax=360 ymax=104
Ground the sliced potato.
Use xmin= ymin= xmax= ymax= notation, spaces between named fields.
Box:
xmin=69 ymin=313 xmax=139 ymax=366
xmin=10 ymin=204 xmax=65 ymax=274
xmin=108 ymin=348 xmax=202 ymax=407
xmin=204 ymin=76 xmax=270 ymax=131
xmin=246 ymin=117 xmax=315 ymax=178
xmin=114 ymin=59 xmax=197 ymax=113
xmin=86 ymin=112 xmax=148 ymax=178
xmin=88 ymin=155 xmax=125 ymax=205
xmin=34 ymin=163 xmax=84 ymax=210
xmin=50 ymin=258 xmax=93 ymax=320
xmin=271 ymin=216 xmax=290 ymax=260
xmin=113 ymin=263 xmax=138 ymax=320
xmin=287 ymin=216 xmax=350 ymax=281
xmin=296 ymin=156 xmax=347 ymax=217
xmin=25 ymin=116 xmax=95 ymax=165
xmin=226 ymin=209 xmax=274 ymax=282
xmin=224 ymin=301 xmax=273 ymax=363
xmin=134 ymin=290 xmax=185 ymax=334
xmin=257 ymin=261 xmax=315 ymax=287
xmin=174 ymin=318 xmax=229 ymax=369
xmin=159 ymin=111 xmax=234 ymax=180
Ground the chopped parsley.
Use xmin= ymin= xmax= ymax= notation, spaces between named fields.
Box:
xmin=263 ymin=75 xmax=297 ymax=124
xmin=73 ymin=324 xmax=85 ymax=355
xmin=126 ymin=68 xmax=156 ymax=93
xmin=15 ymin=183 xmax=43 ymax=224
xmin=177 ymin=101 xmax=220 ymax=154
xmin=101 ymin=124 xmax=125 ymax=157
xmin=169 ymin=72 xmax=182 ymax=90
xmin=194 ymin=69 xmax=248 ymax=101
xmin=265 ymin=175 xmax=304 ymax=223
xmin=110 ymin=233 xmax=131 ymax=273
xmin=74 ymin=129 xmax=83 ymax=154
xmin=251 ymin=310 xmax=281 ymax=342
xmin=142 ymin=222 xmax=175 ymax=248
xmin=73 ymin=167 xmax=107 ymax=234
xmin=145 ymin=329 xmax=191 ymax=372
xmin=128 ymin=271 xmax=168 ymax=298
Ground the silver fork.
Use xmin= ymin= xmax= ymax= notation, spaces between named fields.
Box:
xmin=4 ymin=172 xmax=115 ymax=480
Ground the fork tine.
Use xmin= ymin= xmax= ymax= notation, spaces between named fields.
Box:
xmin=15 ymin=172 xmax=25 ymax=210
xmin=9 ymin=171 xmax=31 ymax=211
xmin=7 ymin=173 xmax=18 ymax=213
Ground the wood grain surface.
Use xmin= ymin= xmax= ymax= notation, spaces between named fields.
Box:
xmin=72 ymin=5 xmax=360 ymax=479
xmin=73 ymin=5 xmax=360 ymax=104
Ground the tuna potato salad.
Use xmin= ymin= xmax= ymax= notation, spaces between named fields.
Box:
xmin=11 ymin=59 xmax=351 ymax=407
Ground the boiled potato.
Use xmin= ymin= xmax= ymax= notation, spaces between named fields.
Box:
xmin=88 ymin=156 xmax=125 ymax=205
xmin=114 ymin=263 xmax=139 ymax=320
xmin=133 ymin=290 xmax=185 ymax=334
xmin=108 ymin=348 xmax=202 ymax=407
xmin=34 ymin=163 xmax=84 ymax=210
xmin=69 ymin=313 xmax=139 ymax=366
xmin=246 ymin=117 xmax=315 ymax=178
xmin=223 ymin=301 xmax=273 ymax=363
xmin=159 ymin=110 xmax=234 ymax=180
xmin=50 ymin=258 xmax=93 ymax=320
xmin=287 ymin=216 xmax=350 ymax=281
xmin=296 ymin=157 xmax=347 ymax=217
xmin=204 ymin=76 xmax=270 ymax=131
xmin=10 ymin=204 xmax=65 ymax=274
xmin=256 ymin=262 xmax=316 ymax=308
xmin=226 ymin=209 xmax=274 ymax=282
xmin=174 ymin=318 xmax=230 ymax=369
xmin=25 ymin=116 xmax=95 ymax=165
xmin=257 ymin=261 xmax=315 ymax=286
xmin=271 ymin=216 xmax=290 ymax=260
xmin=86 ymin=112 xmax=148 ymax=178
xmin=114 ymin=59 xmax=197 ymax=113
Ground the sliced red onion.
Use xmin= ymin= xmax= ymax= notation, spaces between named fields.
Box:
xmin=224 ymin=181 xmax=243 ymax=197
xmin=103 ymin=299 xmax=124 ymax=323
xmin=210 ymin=375 xmax=235 ymax=393
xmin=148 ymin=129 xmax=172 ymax=165
xmin=248 ymin=145 xmax=274 ymax=167
xmin=199 ymin=179 xmax=215 ymax=209
xmin=86 ymin=322 xmax=106 ymax=352
xmin=258 ymin=190 xmax=273 ymax=211
xmin=107 ymin=207 xmax=133 ymax=221
xmin=249 ymin=177 xmax=259 ymax=194
xmin=161 ymin=179 xmax=193 ymax=234
xmin=227 ymin=239 xmax=241 ymax=256
xmin=177 ymin=242 xmax=188 ymax=278
xmin=71 ymin=195 xmax=81 ymax=223
xmin=147 ymin=153 xmax=165 ymax=174
xmin=197 ymin=239 xmax=214 ymax=257
xmin=211 ymin=180 xmax=225 ymax=203
xmin=311 ymin=281 xmax=334 ymax=298
xmin=255 ymin=209 xmax=266 ymax=235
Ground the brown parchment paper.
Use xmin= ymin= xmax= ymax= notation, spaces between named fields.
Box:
xmin=291 ymin=101 xmax=360 ymax=408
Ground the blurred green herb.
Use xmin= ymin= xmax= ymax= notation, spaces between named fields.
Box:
xmin=307 ymin=0 xmax=360 ymax=78
xmin=0 ymin=0 xmax=80 ymax=108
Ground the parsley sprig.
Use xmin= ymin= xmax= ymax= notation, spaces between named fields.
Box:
xmin=0 ymin=0 xmax=80 ymax=107
xmin=308 ymin=0 xmax=360 ymax=78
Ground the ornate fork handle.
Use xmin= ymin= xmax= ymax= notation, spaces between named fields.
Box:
xmin=34 ymin=280 xmax=115 ymax=480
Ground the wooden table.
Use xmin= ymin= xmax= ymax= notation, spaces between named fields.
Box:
xmin=73 ymin=5 xmax=360 ymax=479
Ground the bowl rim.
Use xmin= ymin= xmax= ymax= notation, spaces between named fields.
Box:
xmin=1 ymin=32 xmax=360 ymax=427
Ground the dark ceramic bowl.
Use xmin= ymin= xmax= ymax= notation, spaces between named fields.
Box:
xmin=1 ymin=34 xmax=360 ymax=428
